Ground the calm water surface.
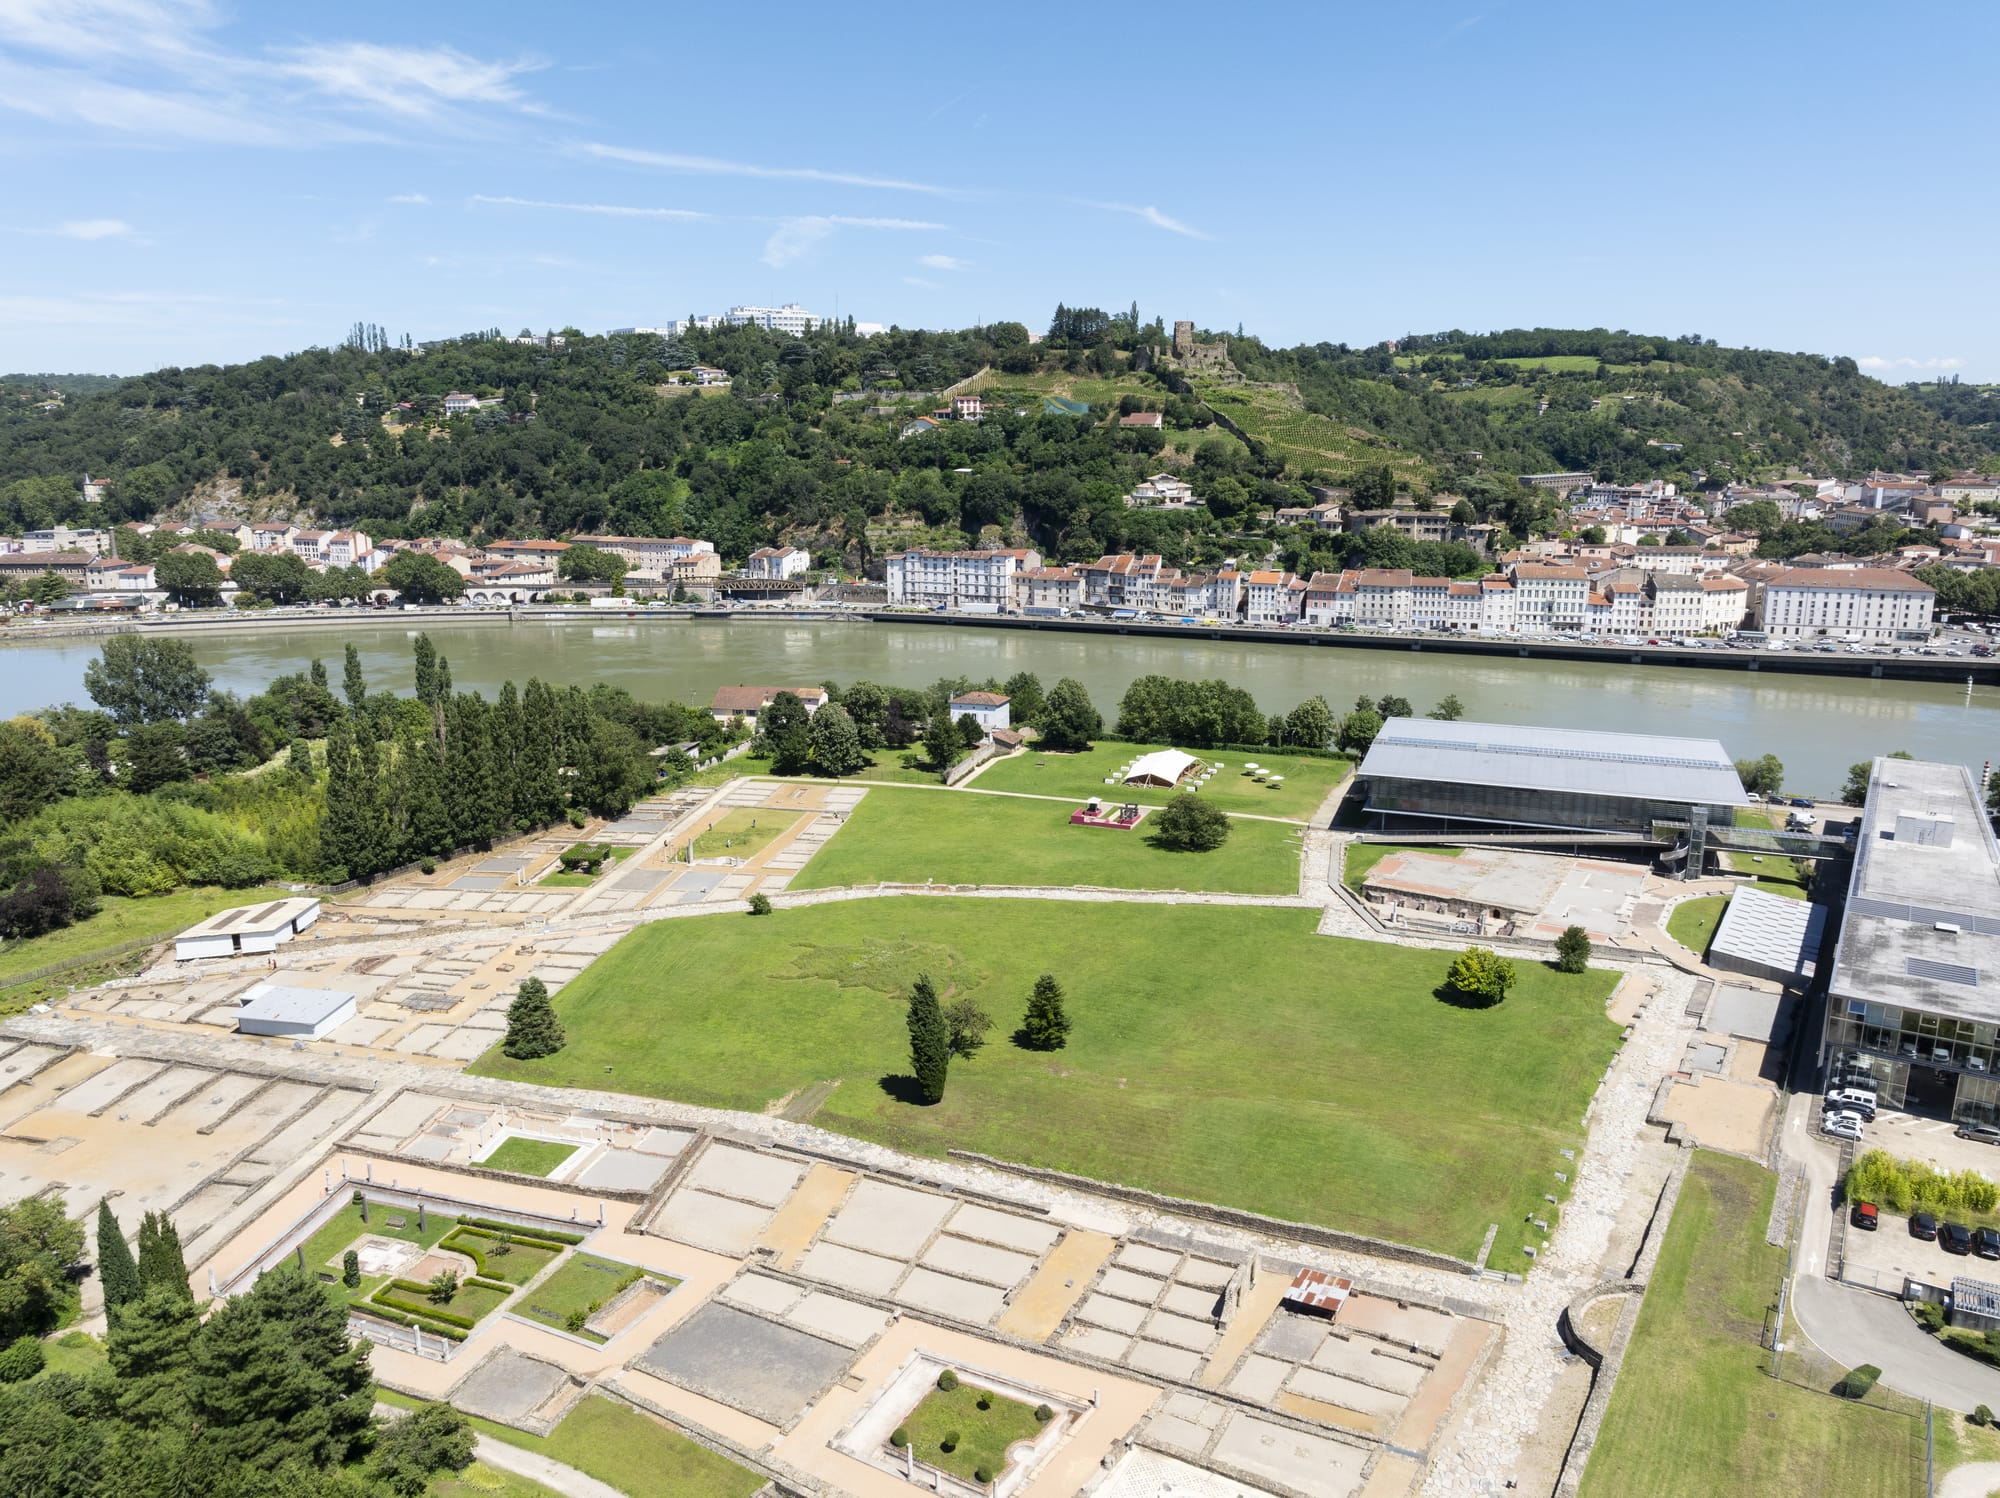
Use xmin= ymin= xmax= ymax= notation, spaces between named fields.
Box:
xmin=3 ymin=617 xmax=1994 ymax=795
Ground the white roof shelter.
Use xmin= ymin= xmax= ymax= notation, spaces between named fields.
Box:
xmin=175 ymin=897 xmax=319 ymax=961
xmin=1123 ymin=749 xmax=1203 ymax=788
xmin=234 ymin=983 xmax=355 ymax=1040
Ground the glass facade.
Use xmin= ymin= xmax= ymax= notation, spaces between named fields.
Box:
xmin=1366 ymin=778 xmax=1740 ymax=837
xmin=1825 ymin=998 xmax=2000 ymax=1122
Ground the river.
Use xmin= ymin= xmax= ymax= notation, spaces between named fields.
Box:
xmin=3 ymin=617 xmax=1994 ymax=795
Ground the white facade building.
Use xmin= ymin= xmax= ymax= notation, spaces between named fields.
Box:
xmin=1511 ymin=564 xmax=1590 ymax=631
xmin=1753 ymin=567 xmax=1936 ymax=641
xmin=726 ymin=303 xmax=822 ymax=336
xmin=744 ymin=545 xmax=810 ymax=580
xmin=886 ymin=548 xmax=1041 ymax=612
xmin=948 ymin=691 xmax=1012 ymax=737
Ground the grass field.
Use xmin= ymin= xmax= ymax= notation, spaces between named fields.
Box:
xmin=0 ymin=884 xmax=292 ymax=1010
xmin=478 ymin=1137 xmax=579 ymax=1177
xmin=690 ymin=808 xmax=791 ymax=859
xmin=1342 ymin=842 xmax=1462 ymax=893
xmin=433 ymin=1462 xmax=563 ymax=1498
xmin=538 ymin=848 xmax=633 ymax=887
xmin=973 ymin=743 xmax=1347 ymax=820
xmin=436 ymin=1225 xmax=562 ymax=1284
xmin=898 ymin=1382 xmax=1044 ymax=1483
xmin=471 ymin=898 xmax=1621 ymax=1260
xmin=382 ymin=1393 xmax=764 ymax=1498
xmin=515 ymin=1253 xmax=655 ymax=1341
xmin=1581 ymin=1152 xmax=1926 ymax=1497
xmin=789 ymin=786 xmax=1301 ymax=895
xmin=731 ymin=747 xmax=948 ymax=786
xmin=1666 ymin=896 xmax=1727 ymax=957
xmin=1194 ymin=381 xmax=1429 ymax=483
xmin=35 ymin=1330 xmax=105 ymax=1381
xmin=299 ymin=1199 xmax=449 ymax=1277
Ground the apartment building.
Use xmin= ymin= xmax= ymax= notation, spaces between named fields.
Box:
xmin=885 ymin=547 xmax=1041 ymax=611
xmin=1750 ymin=567 xmax=1936 ymax=641
xmin=1511 ymin=564 xmax=1590 ymax=631
xmin=744 ymin=546 xmax=811 ymax=580
xmin=572 ymin=535 xmax=717 ymax=578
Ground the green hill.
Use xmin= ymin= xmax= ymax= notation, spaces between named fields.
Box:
xmin=0 ymin=315 xmax=1989 ymax=571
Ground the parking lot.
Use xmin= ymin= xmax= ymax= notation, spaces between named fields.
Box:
xmin=1837 ymin=1107 xmax=2000 ymax=1288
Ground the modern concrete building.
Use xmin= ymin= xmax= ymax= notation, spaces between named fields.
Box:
xmin=234 ymin=983 xmax=356 ymax=1040
xmin=1821 ymin=757 xmax=2000 ymax=1123
xmin=1355 ymin=718 xmax=1748 ymax=837
xmin=1708 ymin=886 xmax=1828 ymax=984
xmin=175 ymin=898 xmax=320 ymax=961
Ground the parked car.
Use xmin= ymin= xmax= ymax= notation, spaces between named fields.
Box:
xmin=1976 ymin=1227 xmax=2000 ymax=1260
xmin=1851 ymin=1201 xmax=1879 ymax=1231
xmin=1822 ymin=1110 xmax=1865 ymax=1142
xmin=1911 ymin=1211 xmax=1940 ymax=1240
xmin=1956 ymin=1123 xmax=2000 ymax=1146
xmin=1827 ymin=1088 xmax=1877 ymax=1121
xmin=1789 ymin=796 xmax=1815 ymax=808
xmin=1943 ymin=1222 xmax=1974 ymax=1255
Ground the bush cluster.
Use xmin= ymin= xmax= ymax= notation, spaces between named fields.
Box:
xmin=559 ymin=842 xmax=614 ymax=874
xmin=1832 ymin=1363 xmax=1881 ymax=1400
xmin=1846 ymin=1149 xmax=2000 ymax=1218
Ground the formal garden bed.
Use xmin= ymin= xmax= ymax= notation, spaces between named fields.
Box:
xmin=514 ymin=1253 xmax=676 ymax=1341
xmin=478 ymin=1136 xmax=582 ymax=1177
xmin=436 ymin=1224 xmax=568 ymax=1284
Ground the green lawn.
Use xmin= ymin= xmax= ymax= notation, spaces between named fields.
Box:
xmin=690 ymin=808 xmax=791 ymax=859
xmin=380 ymin=1393 xmax=764 ymax=1498
xmin=537 ymin=847 xmax=633 ymax=887
xmin=35 ymin=1330 xmax=106 ymax=1381
xmin=790 ymin=785 xmax=1301 ymax=896
xmin=1666 ymin=896 xmax=1727 ymax=957
xmin=733 ymin=747 xmax=948 ymax=786
xmin=1342 ymin=842 xmax=1462 ymax=893
xmin=515 ymin=1253 xmax=659 ymax=1341
xmin=436 ymin=1226 xmax=562 ymax=1284
xmin=973 ymin=742 xmax=1348 ymax=820
xmin=0 ymin=884 xmax=293 ymax=1009
xmin=478 ymin=1137 xmax=580 ymax=1177
xmin=898 ymin=1381 xmax=1044 ymax=1483
xmin=372 ymin=1275 xmax=511 ymax=1327
xmin=299 ymin=1199 xmax=451 ymax=1278
xmin=471 ymin=898 xmax=1621 ymax=1261
xmin=1581 ymin=1152 xmax=1925 ymax=1498
xmin=433 ymin=1461 xmax=563 ymax=1498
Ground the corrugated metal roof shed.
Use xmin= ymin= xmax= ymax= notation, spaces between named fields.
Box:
xmin=1357 ymin=718 xmax=1746 ymax=807
xmin=1710 ymin=886 xmax=1827 ymax=981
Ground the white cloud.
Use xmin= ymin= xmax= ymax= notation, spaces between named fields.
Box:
xmin=471 ymin=194 xmax=709 ymax=221
xmin=1858 ymin=355 xmax=1964 ymax=372
xmin=919 ymin=253 xmax=969 ymax=271
xmin=1086 ymin=200 xmax=1209 ymax=239
xmin=271 ymin=42 xmax=538 ymax=120
xmin=585 ymin=142 xmax=955 ymax=195
xmin=760 ymin=214 xmax=945 ymax=268
xmin=386 ymin=193 xmax=429 ymax=205
xmin=57 ymin=218 xmax=136 ymax=239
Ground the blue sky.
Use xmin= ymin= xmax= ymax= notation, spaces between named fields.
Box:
xmin=2 ymin=0 xmax=1995 ymax=379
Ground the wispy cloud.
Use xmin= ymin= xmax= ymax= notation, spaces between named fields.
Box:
xmin=471 ymin=194 xmax=710 ymax=221
xmin=1086 ymin=200 xmax=1210 ymax=240
xmin=760 ymin=213 xmax=943 ymax=268
xmin=919 ymin=253 xmax=969 ymax=271
xmin=585 ymin=142 xmax=956 ymax=195
xmin=270 ymin=42 xmax=539 ymax=120
xmin=1858 ymin=355 xmax=1964 ymax=372
xmin=386 ymin=193 xmax=429 ymax=205
xmin=58 ymin=218 xmax=137 ymax=239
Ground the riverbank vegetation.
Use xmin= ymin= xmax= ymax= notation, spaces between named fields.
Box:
xmin=471 ymin=898 xmax=1619 ymax=1260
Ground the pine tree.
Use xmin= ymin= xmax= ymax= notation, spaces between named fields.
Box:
xmin=341 ymin=643 xmax=366 ymax=711
xmin=309 ymin=657 xmax=329 ymax=694
xmin=906 ymin=972 xmax=951 ymax=1105
xmin=107 ymin=1285 xmax=200 ymax=1427
xmin=187 ymin=1263 xmax=374 ymax=1471
xmin=1019 ymin=973 xmax=1072 ymax=1051
xmin=1554 ymin=925 xmax=1593 ymax=974
xmin=286 ymin=736 xmax=316 ymax=779
xmin=96 ymin=1199 xmax=140 ymax=1311
xmin=501 ymin=977 xmax=565 ymax=1059
xmin=135 ymin=1210 xmax=191 ymax=1300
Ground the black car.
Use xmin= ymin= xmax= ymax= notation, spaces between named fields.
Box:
xmin=1976 ymin=1227 xmax=2000 ymax=1260
xmin=1943 ymin=1222 xmax=1974 ymax=1255
xmin=1911 ymin=1211 xmax=1940 ymax=1240
xmin=1789 ymin=796 xmax=1815 ymax=808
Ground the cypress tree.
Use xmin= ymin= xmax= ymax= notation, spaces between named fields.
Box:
xmin=518 ymin=679 xmax=566 ymax=827
xmin=353 ymin=715 xmax=387 ymax=877
xmin=96 ymin=1199 xmax=140 ymax=1311
xmin=341 ymin=643 xmax=367 ymax=711
xmin=286 ymin=736 xmax=315 ymax=780
xmin=446 ymin=694 xmax=499 ymax=848
xmin=136 ymin=1210 xmax=191 ymax=1300
xmin=309 ymin=657 xmax=329 ymax=693
xmin=401 ymin=724 xmax=453 ymax=858
xmin=501 ymin=977 xmax=565 ymax=1059
xmin=1019 ymin=973 xmax=1073 ymax=1051
xmin=906 ymin=972 xmax=951 ymax=1104
xmin=321 ymin=713 xmax=364 ymax=880
xmin=495 ymin=681 xmax=525 ymax=831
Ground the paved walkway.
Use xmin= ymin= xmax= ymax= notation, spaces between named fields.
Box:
xmin=1940 ymin=1461 xmax=2000 ymax=1498
xmin=474 ymin=1435 xmax=625 ymax=1498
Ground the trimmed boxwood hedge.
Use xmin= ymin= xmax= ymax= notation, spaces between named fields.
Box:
xmin=455 ymin=1215 xmax=585 ymax=1245
xmin=352 ymin=1305 xmax=468 ymax=1341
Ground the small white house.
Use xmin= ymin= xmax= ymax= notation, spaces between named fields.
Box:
xmin=175 ymin=897 xmax=320 ymax=961
xmin=234 ymin=983 xmax=355 ymax=1040
xmin=948 ymin=691 xmax=1011 ymax=737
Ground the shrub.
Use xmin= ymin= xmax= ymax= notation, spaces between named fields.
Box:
xmin=1912 ymin=1300 xmax=1944 ymax=1333
xmin=567 ymin=808 xmax=587 ymax=829
xmin=0 ymin=1334 xmax=46 ymax=1383
xmin=341 ymin=1249 xmax=361 ymax=1289
xmin=1973 ymin=1404 xmax=1994 ymax=1427
xmin=1151 ymin=792 xmax=1231 ymax=852
xmin=564 ymin=1308 xmax=589 ymax=1333
xmin=974 ymin=1466 xmax=994 ymax=1484
xmin=1444 ymin=946 xmax=1516 ymax=1007
xmin=976 ymin=1392 xmax=993 ymax=1411
xmin=937 ymin=1368 xmax=959 ymax=1392
xmin=939 ymin=1430 xmax=960 ymax=1454
xmin=425 ymin=1270 xmax=460 ymax=1305
xmin=1848 ymin=1150 xmax=2000 ymax=1218
xmin=419 ymin=857 xmax=436 ymax=875
xmin=1553 ymin=925 xmax=1592 ymax=974
xmin=748 ymin=892 xmax=773 ymax=915
xmin=891 ymin=1426 xmax=910 ymax=1449
xmin=1034 ymin=1403 xmax=1054 ymax=1423
xmin=1833 ymin=1363 xmax=1881 ymax=1400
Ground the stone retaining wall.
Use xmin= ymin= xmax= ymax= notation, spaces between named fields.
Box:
xmin=947 ymin=1149 xmax=1482 ymax=1277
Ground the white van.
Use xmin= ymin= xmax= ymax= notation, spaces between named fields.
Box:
xmin=1827 ymin=1087 xmax=1877 ymax=1120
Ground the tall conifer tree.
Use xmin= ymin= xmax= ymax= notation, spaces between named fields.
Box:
xmin=96 ymin=1199 xmax=140 ymax=1311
